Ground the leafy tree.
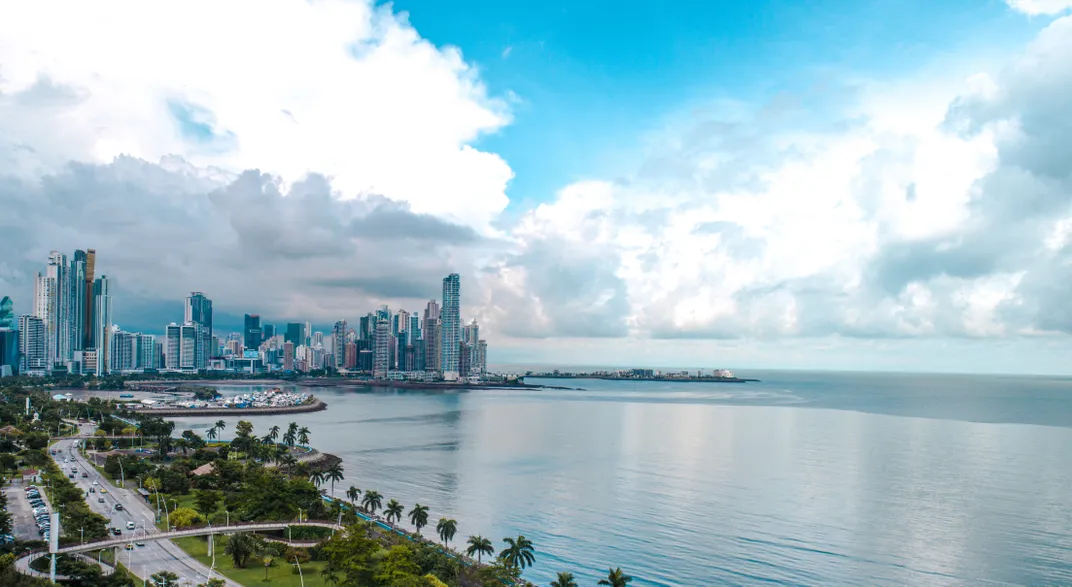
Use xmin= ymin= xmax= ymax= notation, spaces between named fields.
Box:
xmin=361 ymin=490 xmax=383 ymax=515
xmin=320 ymin=523 xmax=380 ymax=586
xmin=171 ymin=507 xmax=201 ymax=529
xmin=181 ymin=429 xmax=205 ymax=450
xmin=24 ymin=432 xmax=48 ymax=449
xmin=385 ymin=499 xmax=405 ymax=524
xmin=598 ymin=567 xmax=633 ymax=587
xmin=551 ymin=571 xmax=578 ymax=587
xmin=194 ymin=489 xmax=222 ymax=516
xmin=436 ymin=518 xmax=457 ymax=548
xmin=408 ymin=504 xmax=429 ymax=535
xmin=197 ymin=578 xmax=226 ymax=587
xmin=466 ymin=535 xmax=495 ymax=564
xmin=500 ymin=535 xmax=536 ymax=569
xmin=375 ymin=545 xmax=423 ymax=585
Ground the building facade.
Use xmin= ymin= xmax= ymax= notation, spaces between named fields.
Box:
xmin=439 ymin=274 xmax=461 ymax=379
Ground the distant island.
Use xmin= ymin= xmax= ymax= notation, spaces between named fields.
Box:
xmin=522 ymin=368 xmax=760 ymax=383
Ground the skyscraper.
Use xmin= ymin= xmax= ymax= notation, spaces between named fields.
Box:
xmin=283 ymin=341 xmax=295 ymax=371
xmin=373 ymin=318 xmax=389 ymax=379
xmin=82 ymin=249 xmax=96 ymax=350
xmin=439 ymin=273 xmax=461 ymax=379
xmin=185 ymin=292 xmax=213 ymax=370
xmin=165 ymin=323 xmax=197 ymax=371
xmin=423 ymin=300 xmax=440 ymax=373
xmin=18 ymin=314 xmax=45 ymax=373
xmin=0 ymin=296 xmax=13 ymax=329
xmin=285 ymin=323 xmax=303 ymax=345
xmin=93 ymin=275 xmax=112 ymax=375
xmin=408 ymin=314 xmax=421 ymax=344
xmin=244 ymin=314 xmax=262 ymax=350
xmin=0 ymin=328 xmax=17 ymax=376
xmin=332 ymin=320 xmax=347 ymax=369
xmin=70 ymin=251 xmax=87 ymax=353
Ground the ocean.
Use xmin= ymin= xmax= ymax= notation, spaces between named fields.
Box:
xmin=169 ymin=371 xmax=1072 ymax=586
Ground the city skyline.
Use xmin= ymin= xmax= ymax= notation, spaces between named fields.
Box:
xmin=2 ymin=2 xmax=1072 ymax=375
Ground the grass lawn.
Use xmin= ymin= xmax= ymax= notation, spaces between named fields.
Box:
xmin=172 ymin=536 xmax=332 ymax=587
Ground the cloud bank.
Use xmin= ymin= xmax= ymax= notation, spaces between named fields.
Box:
xmin=2 ymin=2 xmax=1072 ymax=368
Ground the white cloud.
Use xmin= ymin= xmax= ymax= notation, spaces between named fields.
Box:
xmin=1006 ymin=0 xmax=1072 ymax=15
xmin=0 ymin=0 xmax=512 ymax=229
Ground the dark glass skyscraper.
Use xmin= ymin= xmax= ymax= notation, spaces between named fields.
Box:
xmin=185 ymin=292 xmax=213 ymax=369
xmin=285 ymin=323 xmax=303 ymax=345
xmin=244 ymin=314 xmax=262 ymax=350
xmin=0 ymin=296 xmax=13 ymax=329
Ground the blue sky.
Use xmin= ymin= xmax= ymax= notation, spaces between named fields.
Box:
xmin=384 ymin=0 xmax=1041 ymax=210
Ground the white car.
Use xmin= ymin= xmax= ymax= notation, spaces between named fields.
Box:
xmin=92 ymin=480 xmax=99 ymax=485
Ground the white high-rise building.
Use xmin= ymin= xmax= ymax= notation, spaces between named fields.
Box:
xmin=18 ymin=315 xmax=46 ymax=374
xmin=439 ymin=273 xmax=461 ymax=379
xmin=373 ymin=318 xmax=390 ymax=379
xmin=93 ymin=275 xmax=112 ymax=375
xmin=165 ymin=323 xmax=197 ymax=371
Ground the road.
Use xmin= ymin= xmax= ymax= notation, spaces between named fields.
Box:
xmin=51 ymin=424 xmax=240 ymax=586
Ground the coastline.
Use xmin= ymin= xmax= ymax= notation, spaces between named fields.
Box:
xmin=127 ymin=398 xmax=328 ymax=417
xmin=524 ymin=375 xmax=761 ymax=383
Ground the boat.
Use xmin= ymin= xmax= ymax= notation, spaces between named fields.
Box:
xmin=119 ymin=393 xmax=134 ymax=399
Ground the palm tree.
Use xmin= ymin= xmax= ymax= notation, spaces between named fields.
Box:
xmin=309 ymin=470 xmax=325 ymax=487
xmin=385 ymin=499 xmax=404 ymax=525
xmin=346 ymin=486 xmax=361 ymax=505
xmin=284 ymin=422 xmax=298 ymax=447
xmin=500 ymin=535 xmax=536 ymax=569
xmin=215 ymin=420 xmax=226 ymax=440
xmin=206 ymin=427 xmax=217 ymax=441
xmin=465 ymin=536 xmax=494 ymax=564
xmin=268 ymin=425 xmax=280 ymax=443
xmin=408 ymin=504 xmax=429 ymax=535
xmin=598 ymin=568 xmax=633 ymax=587
xmin=224 ymin=532 xmax=259 ymax=568
xmin=278 ymin=453 xmax=298 ymax=472
xmin=297 ymin=426 xmax=310 ymax=446
xmin=436 ymin=518 xmax=457 ymax=548
xmin=550 ymin=572 xmax=578 ymax=587
xmin=361 ymin=490 xmax=383 ymax=515
xmin=324 ymin=462 xmax=344 ymax=497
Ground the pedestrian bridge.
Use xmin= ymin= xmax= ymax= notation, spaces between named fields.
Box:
xmin=55 ymin=520 xmax=342 ymax=554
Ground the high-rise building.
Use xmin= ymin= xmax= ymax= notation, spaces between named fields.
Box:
xmin=82 ymin=249 xmax=96 ymax=350
xmin=0 ymin=296 xmax=14 ymax=329
xmin=283 ymin=341 xmax=295 ymax=371
xmin=165 ymin=323 xmax=197 ymax=371
xmin=185 ymin=292 xmax=213 ymax=370
xmin=135 ymin=334 xmax=156 ymax=370
xmin=18 ymin=315 xmax=46 ymax=373
xmin=373 ymin=318 xmax=390 ymax=379
xmin=110 ymin=329 xmax=134 ymax=372
xmin=459 ymin=341 xmax=471 ymax=377
xmin=344 ymin=341 xmax=357 ymax=369
xmin=244 ymin=314 xmax=262 ymax=350
xmin=312 ymin=331 xmax=324 ymax=347
xmin=463 ymin=320 xmax=479 ymax=345
xmin=0 ymin=328 xmax=18 ymax=376
xmin=285 ymin=323 xmax=303 ymax=345
xmin=423 ymin=300 xmax=440 ymax=373
xmin=332 ymin=320 xmax=347 ymax=369
xmin=408 ymin=314 xmax=421 ymax=344
xmin=92 ymin=275 xmax=112 ymax=375
xmin=476 ymin=339 xmax=488 ymax=376
xmin=263 ymin=324 xmax=276 ymax=340
xmin=439 ymin=274 xmax=461 ymax=379
xmin=69 ymin=251 xmax=87 ymax=354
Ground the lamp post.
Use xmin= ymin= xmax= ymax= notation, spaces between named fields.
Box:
xmin=295 ymin=556 xmax=305 ymax=587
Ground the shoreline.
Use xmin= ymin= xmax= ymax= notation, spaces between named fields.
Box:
xmin=523 ymin=375 xmax=761 ymax=383
xmin=126 ymin=398 xmax=328 ymax=417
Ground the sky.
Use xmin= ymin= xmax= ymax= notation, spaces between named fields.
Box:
xmin=2 ymin=0 xmax=1072 ymax=374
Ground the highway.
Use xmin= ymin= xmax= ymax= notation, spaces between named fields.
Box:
xmin=50 ymin=423 xmax=239 ymax=586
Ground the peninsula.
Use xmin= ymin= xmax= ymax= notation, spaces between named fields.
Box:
xmin=522 ymin=368 xmax=760 ymax=383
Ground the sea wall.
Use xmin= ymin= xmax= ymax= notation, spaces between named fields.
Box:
xmin=127 ymin=399 xmax=327 ymax=417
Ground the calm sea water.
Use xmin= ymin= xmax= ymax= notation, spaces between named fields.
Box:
xmin=169 ymin=371 xmax=1072 ymax=586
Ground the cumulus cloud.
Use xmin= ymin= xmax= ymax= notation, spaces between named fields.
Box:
xmin=2 ymin=0 xmax=1072 ymax=359
xmin=483 ymin=15 xmax=1072 ymax=342
xmin=1006 ymin=0 xmax=1072 ymax=15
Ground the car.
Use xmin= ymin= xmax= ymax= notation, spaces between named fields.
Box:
xmin=115 ymin=504 xmax=123 ymax=511
xmin=124 ymin=543 xmax=133 ymax=550
xmin=100 ymin=489 xmax=107 ymax=494
xmin=135 ymin=542 xmax=145 ymax=547
xmin=98 ymin=497 xmax=105 ymax=503
xmin=81 ymin=472 xmax=88 ymax=478
xmin=89 ymin=488 xmax=95 ymax=493
xmin=113 ymin=528 xmax=122 ymax=535
xmin=126 ymin=522 xmax=135 ymax=530
xmin=92 ymin=481 xmax=99 ymax=485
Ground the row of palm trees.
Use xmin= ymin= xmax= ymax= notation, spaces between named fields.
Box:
xmin=204 ymin=420 xmax=311 ymax=447
xmin=550 ymin=568 xmax=633 ymax=587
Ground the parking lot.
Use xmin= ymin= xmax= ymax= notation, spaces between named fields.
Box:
xmin=3 ymin=482 xmax=47 ymax=542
